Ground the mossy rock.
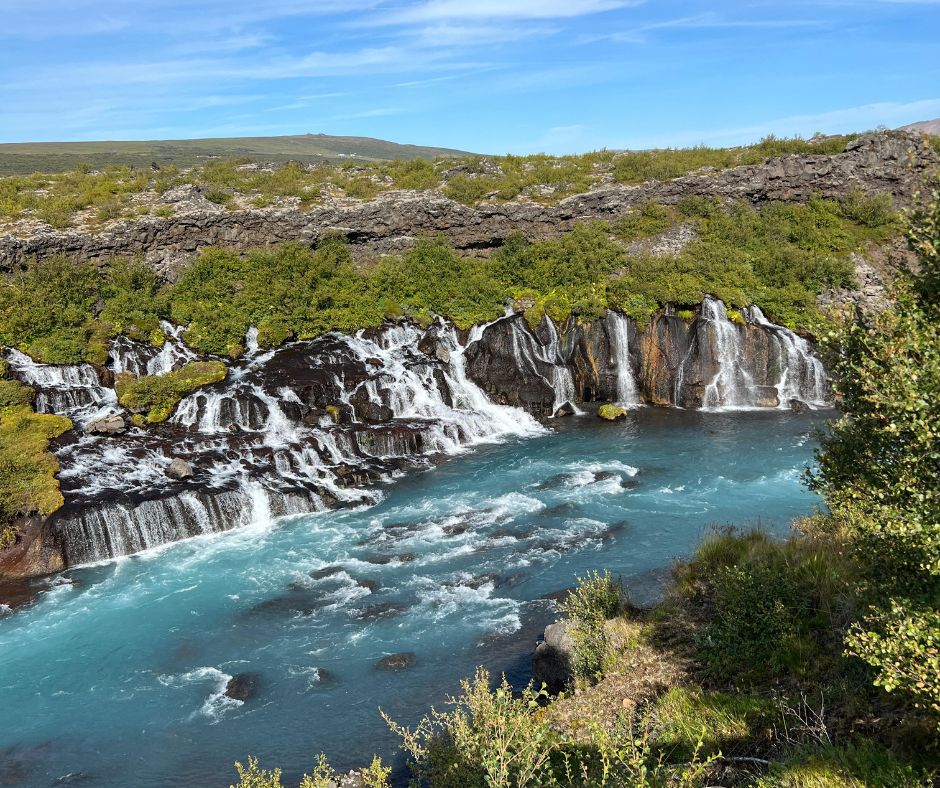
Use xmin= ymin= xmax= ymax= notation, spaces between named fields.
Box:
xmin=598 ymin=404 xmax=628 ymax=420
xmin=116 ymin=361 xmax=228 ymax=423
xmin=0 ymin=405 xmax=72 ymax=520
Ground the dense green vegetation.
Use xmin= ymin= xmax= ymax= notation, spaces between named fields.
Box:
xmin=0 ymin=405 xmax=72 ymax=548
xmin=115 ymin=361 xmax=228 ymax=423
xmin=0 ymin=134 xmax=864 ymax=227
xmin=0 ymin=189 xmax=897 ymax=366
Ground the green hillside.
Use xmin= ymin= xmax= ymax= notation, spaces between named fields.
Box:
xmin=0 ymin=134 xmax=472 ymax=176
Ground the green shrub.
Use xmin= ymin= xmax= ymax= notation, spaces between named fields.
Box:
xmin=810 ymin=186 xmax=940 ymax=723
xmin=115 ymin=361 xmax=228 ymax=423
xmin=613 ymin=202 xmax=677 ymax=241
xmin=559 ymin=570 xmax=625 ymax=683
xmin=384 ymin=668 xmax=555 ymax=787
xmin=0 ymin=379 xmax=35 ymax=407
xmin=678 ymin=530 xmax=855 ymax=684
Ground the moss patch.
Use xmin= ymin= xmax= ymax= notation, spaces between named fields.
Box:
xmin=0 ymin=405 xmax=72 ymax=524
xmin=115 ymin=361 xmax=227 ymax=423
xmin=598 ymin=404 xmax=627 ymax=420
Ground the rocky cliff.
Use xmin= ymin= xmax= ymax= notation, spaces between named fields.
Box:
xmin=1 ymin=132 xmax=935 ymax=280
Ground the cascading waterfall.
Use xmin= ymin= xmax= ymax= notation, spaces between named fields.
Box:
xmin=5 ymin=348 xmax=118 ymax=425
xmin=699 ymin=297 xmax=757 ymax=410
xmin=505 ymin=315 xmax=582 ymax=415
xmin=110 ymin=321 xmax=197 ymax=376
xmin=10 ymin=305 xmax=832 ymax=572
xmin=743 ymin=306 xmax=830 ymax=407
xmin=41 ymin=320 xmax=545 ymax=568
xmin=607 ymin=311 xmax=640 ymax=407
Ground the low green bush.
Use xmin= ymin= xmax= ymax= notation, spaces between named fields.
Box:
xmin=652 ymin=686 xmax=776 ymax=758
xmin=559 ymin=570 xmax=625 ymax=683
xmin=755 ymin=740 xmax=928 ymax=787
xmin=676 ymin=530 xmax=856 ymax=685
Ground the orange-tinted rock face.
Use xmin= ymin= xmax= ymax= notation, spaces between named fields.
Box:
xmin=0 ymin=517 xmax=65 ymax=580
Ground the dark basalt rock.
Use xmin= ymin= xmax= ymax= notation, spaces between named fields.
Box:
xmin=224 ymin=672 xmax=260 ymax=702
xmin=310 ymin=565 xmax=345 ymax=580
xmin=789 ymin=398 xmax=810 ymax=414
xmin=532 ymin=621 xmax=575 ymax=694
xmin=375 ymin=652 xmax=416 ymax=671
xmin=355 ymin=601 xmax=408 ymax=620
xmin=357 ymin=578 xmax=380 ymax=593
xmin=553 ymin=401 xmax=576 ymax=417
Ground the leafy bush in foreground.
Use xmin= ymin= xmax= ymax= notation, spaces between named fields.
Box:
xmin=559 ymin=570 xmax=625 ymax=683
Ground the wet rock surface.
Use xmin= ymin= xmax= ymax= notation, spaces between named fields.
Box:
xmin=375 ymin=652 xmax=417 ymax=671
xmin=224 ymin=672 xmax=260 ymax=702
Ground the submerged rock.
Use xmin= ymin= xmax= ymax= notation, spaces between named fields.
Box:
xmin=375 ymin=652 xmax=416 ymax=671
xmin=532 ymin=621 xmax=575 ymax=694
xmin=224 ymin=672 xmax=259 ymax=702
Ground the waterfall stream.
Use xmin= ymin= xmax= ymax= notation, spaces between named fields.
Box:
xmin=506 ymin=316 xmax=582 ymax=415
xmin=607 ymin=311 xmax=640 ymax=407
xmin=699 ymin=296 xmax=757 ymax=409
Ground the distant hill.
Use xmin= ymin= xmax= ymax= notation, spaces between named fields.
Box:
xmin=0 ymin=134 xmax=473 ymax=176
xmin=900 ymin=118 xmax=940 ymax=135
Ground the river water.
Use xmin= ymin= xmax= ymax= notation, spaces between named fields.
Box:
xmin=0 ymin=408 xmax=829 ymax=787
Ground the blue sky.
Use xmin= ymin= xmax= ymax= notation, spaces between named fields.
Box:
xmin=1 ymin=0 xmax=938 ymax=153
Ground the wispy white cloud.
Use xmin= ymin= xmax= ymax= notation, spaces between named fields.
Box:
xmin=369 ymin=0 xmax=639 ymax=25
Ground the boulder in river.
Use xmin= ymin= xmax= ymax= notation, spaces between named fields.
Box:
xmin=224 ymin=671 xmax=259 ymax=702
xmin=165 ymin=458 xmax=194 ymax=480
xmin=788 ymin=398 xmax=810 ymax=414
xmin=553 ymin=401 xmax=576 ymax=417
xmin=598 ymin=404 xmax=627 ymax=421
xmin=532 ymin=621 xmax=575 ymax=694
xmin=85 ymin=415 xmax=126 ymax=435
xmin=375 ymin=652 xmax=416 ymax=671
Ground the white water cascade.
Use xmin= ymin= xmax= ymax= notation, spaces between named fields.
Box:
xmin=505 ymin=315 xmax=582 ymax=415
xmin=47 ymin=320 xmax=546 ymax=567
xmin=699 ymin=297 xmax=757 ymax=410
xmin=5 ymin=348 xmax=118 ymax=425
xmin=110 ymin=321 xmax=197 ymax=376
xmin=607 ymin=311 xmax=640 ymax=407
xmin=744 ymin=306 xmax=830 ymax=407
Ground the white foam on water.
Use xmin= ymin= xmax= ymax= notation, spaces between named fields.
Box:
xmin=158 ymin=667 xmax=242 ymax=723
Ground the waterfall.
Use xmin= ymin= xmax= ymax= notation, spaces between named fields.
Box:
xmin=5 ymin=348 xmax=118 ymax=426
xmin=505 ymin=316 xmax=582 ymax=415
xmin=699 ymin=297 xmax=757 ymax=410
xmin=607 ymin=311 xmax=640 ymax=407
xmin=110 ymin=321 xmax=197 ymax=377
xmin=743 ymin=306 xmax=830 ymax=407
xmin=42 ymin=318 xmax=546 ymax=568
